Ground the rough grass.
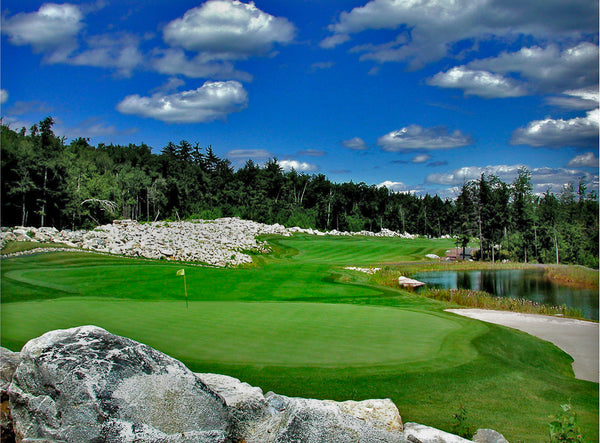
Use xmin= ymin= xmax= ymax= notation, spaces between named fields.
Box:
xmin=1 ymin=234 xmax=597 ymax=441
xmin=1 ymin=240 xmax=74 ymax=255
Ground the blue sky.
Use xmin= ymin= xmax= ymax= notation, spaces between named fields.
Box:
xmin=2 ymin=0 xmax=598 ymax=198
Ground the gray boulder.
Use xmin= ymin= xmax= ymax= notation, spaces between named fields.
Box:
xmin=403 ymin=422 xmax=472 ymax=443
xmin=247 ymin=392 xmax=407 ymax=442
xmin=473 ymin=428 xmax=509 ymax=443
xmin=1 ymin=347 xmax=21 ymax=441
xmin=8 ymin=326 xmax=230 ymax=443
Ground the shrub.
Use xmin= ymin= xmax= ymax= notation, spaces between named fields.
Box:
xmin=549 ymin=403 xmax=584 ymax=442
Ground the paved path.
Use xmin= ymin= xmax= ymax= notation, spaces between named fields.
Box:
xmin=446 ymin=309 xmax=599 ymax=383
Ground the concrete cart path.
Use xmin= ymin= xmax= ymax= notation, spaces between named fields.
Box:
xmin=446 ymin=309 xmax=599 ymax=383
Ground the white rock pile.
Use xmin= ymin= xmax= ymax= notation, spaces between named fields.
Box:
xmin=1 ymin=218 xmax=417 ymax=267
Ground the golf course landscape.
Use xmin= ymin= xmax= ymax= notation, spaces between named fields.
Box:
xmin=1 ymin=234 xmax=598 ymax=441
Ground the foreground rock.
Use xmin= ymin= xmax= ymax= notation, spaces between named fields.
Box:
xmin=8 ymin=326 xmax=229 ymax=442
xmin=2 ymin=327 xmax=508 ymax=442
xmin=1 ymin=218 xmax=417 ymax=267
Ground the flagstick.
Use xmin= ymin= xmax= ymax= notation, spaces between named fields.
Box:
xmin=183 ymin=273 xmax=188 ymax=309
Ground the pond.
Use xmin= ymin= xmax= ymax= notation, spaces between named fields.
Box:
xmin=412 ymin=269 xmax=599 ymax=321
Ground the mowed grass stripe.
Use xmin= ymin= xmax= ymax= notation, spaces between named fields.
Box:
xmin=274 ymin=235 xmax=455 ymax=265
xmin=0 ymin=299 xmax=484 ymax=370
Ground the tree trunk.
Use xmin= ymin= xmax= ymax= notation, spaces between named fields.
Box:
xmin=41 ymin=166 xmax=48 ymax=227
xmin=21 ymin=193 xmax=26 ymax=226
xmin=553 ymin=227 xmax=559 ymax=264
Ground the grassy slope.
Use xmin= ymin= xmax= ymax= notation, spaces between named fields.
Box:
xmin=1 ymin=234 xmax=597 ymax=441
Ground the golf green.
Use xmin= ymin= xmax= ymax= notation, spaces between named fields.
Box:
xmin=0 ymin=299 xmax=484 ymax=370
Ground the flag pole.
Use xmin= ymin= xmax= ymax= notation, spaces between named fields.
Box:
xmin=183 ymin=272 xmax=188 ymax=309
xmin=177 ymin=269 xmax=188 ymax=309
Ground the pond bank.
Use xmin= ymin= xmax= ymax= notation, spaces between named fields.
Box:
xmin=446 ymin=308 xmax=599 ymax=383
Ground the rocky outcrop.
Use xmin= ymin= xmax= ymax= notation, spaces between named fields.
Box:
xmin=7 ymin=326 xmax=230 ymax=442
xmin=1 ymin=218 xmax=417 ymax=267
xmin=1 ymin=327 xmax=508 ymax=442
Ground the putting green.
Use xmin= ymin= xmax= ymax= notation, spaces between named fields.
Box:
xmin=1 ymin=299 xmax=485 ymax=370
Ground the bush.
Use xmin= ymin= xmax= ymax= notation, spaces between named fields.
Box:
xmin=451 ymin=405 xmax=476 ymax=439
xmin=549 ymin=403 xmax=584 ymax=442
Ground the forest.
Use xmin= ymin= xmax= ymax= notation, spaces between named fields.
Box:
xmin=1 ymin=117 xmax=598 ymax=268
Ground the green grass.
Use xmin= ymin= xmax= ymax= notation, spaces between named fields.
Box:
xmin=1 ymin=234 xmax=597 ymax=441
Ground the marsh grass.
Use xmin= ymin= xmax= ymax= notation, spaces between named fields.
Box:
xmin=544 ymin=265 xmax=599 ymax=290
xmin=370 ymin=263 xmax=594 ymax=319
xmin=424 ymin=288 xmax=584 ymax=318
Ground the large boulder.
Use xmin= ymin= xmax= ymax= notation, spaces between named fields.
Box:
xmin=1 ymin=347 xmax=21 ymax=442
xmin=8 ymin=326 xmax=230 ymax=442
xmin=246 ymin=392 xmax=406 ymax=442
xmin=199 ymin=373 xmax=407 ymax=442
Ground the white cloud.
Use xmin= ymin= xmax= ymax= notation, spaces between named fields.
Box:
xmin=412 ymin=154 xmax=431 ymax=163
xmin=297 ymin=149 xmax=326 ymax=157
xmin=377 ymin=180 xmax=410 ymax=193
xmin=55 ymin=117 xmax=138 ymax=140
xmin=116 ymin=81 xmax=248 ymax=124
xmin=428 ymin=66 xmax=527 ymax=98
xmin=320 ymin=34 xmax=350 ymax=49
xmin=163 ymin=0 xmax=295 ymax=58
xmin=546 ymin=87 xmax=599 ymax=110
xmin=2 ymin=3 xmax=83 ymax=56
xmin=67 ymin=33 xmax=143 ymax=77
xmin=567 ymin=152 xmax=599 ymax=168
xmin=511 ymin=108 xmax=599 ymax=148
xmin=341 ymin=137 xmax=369 ymax=150
xmin=0 ymin=89 xmax=8 ymax=105
xmin=150 ymin=48 xmax=252 ymax=81
xmin=378 ymin=125 xmax=472 ymax=151
xmin=426 ymin=164 xmax=525 ymax=186
xmin=227 ymin=149 xmax=272 ymax=159
xmin=426 ymin=163 xmax=599 ymax=195
xmin=279 ymin=160 xmax=318 ymax=172
xmin=310 ymin=61 xmax=335 ymax=71
xmin=323 ymin=0 xmax=597 ymax=68
xmin=469 ymin=43 xmax=599 ymax=93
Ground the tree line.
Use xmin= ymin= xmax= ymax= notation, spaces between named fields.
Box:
xmin=2 ymin=118 xmax=598 ymax=267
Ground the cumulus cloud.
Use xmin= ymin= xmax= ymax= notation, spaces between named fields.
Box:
xmin=279 ymin=160 xmax=318 ymax=172
xmin=428 ymin=66 xmax=527 ymax=98
xmin=0 ymin=89 xmax=8 ymax=105
xmin=320 ymin=33 xmax=350 ymax=49
xmin=322 ymin=0 xmax=597 ymax=67
xmin=116 ymin=81 xmax=248 ymax=123
xmin=341 ymin=137 xmax=369 ymax=150
xmin=163 ymin=0 xmax=295 ymax=59
xmin=67 ymin=33 xmax=144 ymax=77
xmin=426 ymin=164 xmax=525 ymax=186
xmin=150 ymin=48 xmax=253 ymax=81
xmin=412 ymin=154 xmax=431 ymax=163
xmin=567 ymin=152 xmax=599 ymax=168
xmin=511 ymin=108 xmax=599 ymax=148
xmin=57 ymin=117 xmax=138 ymax=140
xmin=2 ymin=3 xmax=83 ymax=57
xmin=546 ymin=87 xmax=599 ymax=110
xmin=426 ymin=163 xmax=599 ymax=195
xmin=378 ymin=125 xmax=472 ymax=151
xmin=377 ymin=180 xmax=410 ymax=193
xmin=469 ymin=43 xmax=599 ymax=93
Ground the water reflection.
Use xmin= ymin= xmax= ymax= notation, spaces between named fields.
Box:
xmin=413 ymin=269 xmax=599 ymax=320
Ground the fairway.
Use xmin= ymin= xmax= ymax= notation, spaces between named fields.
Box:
xmin=1 ymin=299 xmax=483 ymax=369
xmin=1 ymin=234 xmax=597 ymax=441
